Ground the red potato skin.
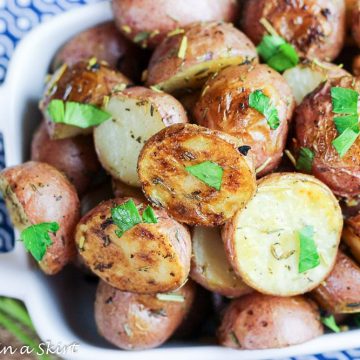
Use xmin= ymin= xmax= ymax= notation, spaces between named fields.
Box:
xmin=352 ymin=0 xmax=360 ymax=46
xmin=218 ymin=293 xmax=323 ymax=350
xmin=95 ymin=279 xmax=196 ymax=350
xmin=31 ymin=122 xmax=100 ymax=196
xmin=0 ymin=162 xmax=80 ymax=275
xmin=294 ymin=76 xmax=360 ymax=198
xmin=194 ymin=64 xmax=295 ymax=176
xmin=52 ymin=21 xmax=142 ymax=80
xmin=241 ymin=0 xmax=346 ymax=61
xmin=112 ymin=0 xmax=240 ymax=48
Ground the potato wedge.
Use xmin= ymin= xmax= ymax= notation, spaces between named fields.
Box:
xmin=0 ymin=162 xmax=80 ymax=275
xmin=312 ymin=251 xmax=360 ymax=313
xmin=218 ymin=293 xmax=323 ymax=349
xmin=95 ymin=279 xmax=195 ymax=350
xmin=343 ymin=214 xmax=360 ymax=263
xmin=41 ymin=61 xmax=131 ymax=139
xmin=146 ymin=21 xmax=258 ymax=94
xmin=283 ymin=61 xmax=350 ymax=105
xmin=75 ymin=197 xmax=191 ymax=293
xmin=94 ymin=87 xmax=187 ymax=187
xmin=138 ymin=124 xmax=256 ymax=226
xmin=190 ymin=226 xmax=253 ymax=298
xmin=222 ymin=173 xmax=343 ymax=296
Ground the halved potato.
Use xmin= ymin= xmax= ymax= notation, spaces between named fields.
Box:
xmin=343 ymin=214 xmax=360 ymax=263
xmin=190 ymin=226 xmax=253 ymax=297
xmin=146 ymin=21 xmax=258 ymax=94
xmin=94 ymin=86 xmax=188 ymax=187
xmin=312 ymin=251 xmax=360 ymax=313
xmin=222 ymin=172 xmax=343 ymax=296
xmin=218 ymin=293 xmax=323 ymax=349
xmin=95 ymin=279 xmax=195 ymax=350
xmin=0 ymin=162 xmax=80 ymax=275
xmin=75 ymin=197 xmax=191 ymax=293
xmin=283 ymin=61 xmax=350 ymax=105
xmin=138 ymin=124 xmax=256 ymax=226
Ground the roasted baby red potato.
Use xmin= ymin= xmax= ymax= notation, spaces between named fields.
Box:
xmin=146 ymin=21 xmax=258 ymax=94
xmin=112 ymin=0 xmax=239 ymax=48
xmin=94 ymin=86 xmax=188 ymax=187
xmin=222 ymin=173 xmax=343 ymax=296
xmin=75 ymin=197 xmax=191 ymax=293
xmin=190 ymin=226 xmax=253 ymax=298
xmin=294 ymin=76 xmax=360 ymax=198
xmin=343 ymin=213 xmax=360 ymax=263
xmin=194 ymin=64 xmax=295 ymax=176
xmin=352 ymin=0 xmax=360 ymax=46
xmin=0 ymin=162 xmax=80 ymax=275
xmin=51 ymin=21 xmax=142 ymax=79
xmin=40 ymin=61 xmax=131 ymax=139
xmin=241 ymin=0 xmax=346 ymax=61
xmin=31 ymin=122 xmax=100 ymax=196
xmin=138 ymin=124 xmax=256 ymax=226
xmin=312 ymin=251 xmax=360 ymax=313
xmin=95 ymin=279 xmax=195 ymax=350
xmin=218 ymin=293 xmax=323 ymax=349
xmin=112 ymin=178 xmax=144 ymax=199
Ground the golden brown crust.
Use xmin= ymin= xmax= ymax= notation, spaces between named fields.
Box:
xmin=95 ymin=279 xmax=195 ymax=350
xmin=75 ymin=197 xmax=191 ymax=293
xmin=138 ymin=123 xmax=256 ymax=226
xmin=294 ymin=76 xmax=360 ymax=197
xmin=0 ymin=162 xmax=80 ymax=275
xmin=241 ymin=0 xmax=346 ymax=61
xmin=194 ymin=64 xmax=295 ymax=175
xmin=112 ymin=0 xmax=240 ymax=48
xmin=311 ymin=251 xmax=360 ymax=313
xmin=31 ymin=122 xmax=100 ymax=196
xmin=218 ymin=293 xmax=323 ymax=349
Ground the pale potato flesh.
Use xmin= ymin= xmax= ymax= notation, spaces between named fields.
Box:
xmin=191 ymin=226 xmax=252 ymax=297
xmin=223 ymin=173 xmax=342 ymax=296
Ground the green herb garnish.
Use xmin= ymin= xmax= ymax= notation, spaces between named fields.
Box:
xmin=185 ymin=161 xmax=223 ymax=191
xmin=249 ymin=90 xmax=280 ymax=129
xmin=332 ymin=128 xmax=359 ymax=158
xmin=178 ymin=36 xmax=188 ymax=59
xmin=298 ymin=225 xmax=320 ymax=273
xmin=133 ymin=31 xmax=151 ymax=43
xmin=321 ymin=315 xmax=341 ymax=333
xmin=20 ymin=222 xmax=59 ymax=262
xmin=331 ymin=87 xmax=359 ymax=115
xmin=111 ymin=200 xmax=158 ymax=238
xmin=47 ymin=99 xmax=111 ymax=128
xmin=296 ymin=147 xmax=314 ymax=173
xmin=334 ymin=114 xmax=359 ymax=134
xmin=156 ymin=293 xmax=185 ymax=302
xmin=257 ymin=35 xmax=299 ymax=72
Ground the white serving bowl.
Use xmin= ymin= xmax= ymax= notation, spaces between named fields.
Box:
xmin=0 ymin=1 xmax=357 ymax=359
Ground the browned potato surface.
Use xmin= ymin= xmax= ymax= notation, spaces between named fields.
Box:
xmin=138 ymin=124 xmax=256 ymax=226
xmin=194 ymin=64 xmax=295 ymax=176
xmin=190 ymin=226 xmax=253 ymax=298
xmin=41 ymin=61 xmax=131 ymax=139
xmin=241 ymin=0 xmax=346 ymax=61
xmin=294 ymin=76 xmax=360 ymax=198
xmin=343 ymin=213 xmax=360 ymax=263
xmin=95 ymin=279 xmax=195 ymax=350
xmin=352 ymin=0 xmax=360 ymax=46
xmin=31 ymin=122 xmax=100 ymax=196
xmin=75 ymin=197 xmax=191 ymax=293
xmin=112 ymin=178 xmax=144 ymax=199
xmin=0 ymin=162 xmax=80 ymax=274
xmin=146 ymin=21 xmax=258 ymax=94
xmin=112 ymin=0 xmax=239 ymax=48
xmin=312 ymin=251 xmax=360 ymax=313
xmin=52 ymin=21 xmax=142 ymax=79
xmin=218 ymin=293 xmax=323 ymax=349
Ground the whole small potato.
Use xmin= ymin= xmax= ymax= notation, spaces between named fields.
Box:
xmin=146 ymin=21 xmax=258 ymax=94
xmin=41 ymin=61 xmax=131 ymax=139
xmin=31 ymin=122 xmax=100 ymax=196
xmin=112 ymin=0 xmax=239 ymax=48
xmin=95 ymin=279 xmax=195 ymax=350
xmin=312 ymin=251 xmax=360 ymax=313
xmin=0 ymin=162 xmax=80 ymax=275
xmin=353 ymin=54 xmax=360 ymax=75
xmin=194 ymin=64 xmax=295 ymax=176
xmin=112 ymin=178 xmax=144 ymax=199
xmin=343 ymin=213 xmax=360 ymax=263
xmin=76 ymin=197 xmax=191 ymax=293
xmin=218 ymin=293 xmax=323 ymax=349
xmin=241 ymin=0 xmax=346 ymax=61
xmin=352 ymin=0 xmax=360 ymax=46
xmin=294 ymin=76 xmax=360 ymax=198
xmin=52 ymin=21 xmax=142 ymax=79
